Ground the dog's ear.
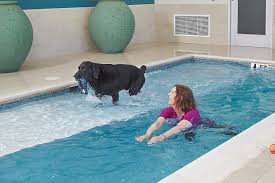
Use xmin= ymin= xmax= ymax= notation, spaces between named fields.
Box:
xmin=92 ymin=64 xmax=100 ymax=79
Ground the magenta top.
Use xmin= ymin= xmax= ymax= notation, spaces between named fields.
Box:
xmin=160 ymin=107 xmax=202 ymax=127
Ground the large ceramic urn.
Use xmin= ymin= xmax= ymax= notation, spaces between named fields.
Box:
xmin=88 ymin=0 xmax=135 ymax=54
xmin=0 ymin=1 xmax=33 ymax=73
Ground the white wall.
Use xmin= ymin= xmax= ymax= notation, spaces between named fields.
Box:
xmin=25 ymin=5 xmax=156 ymax=62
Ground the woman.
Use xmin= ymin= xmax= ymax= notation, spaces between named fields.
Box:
xmin=136 ymin=84 xmax=202 ymax=144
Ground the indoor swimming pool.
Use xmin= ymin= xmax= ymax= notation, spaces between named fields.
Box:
xmin=0 ymin=58 xmax=274 ymax=183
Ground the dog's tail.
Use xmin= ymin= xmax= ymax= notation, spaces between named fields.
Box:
xmin=140 ymin=65 xmax=146 ymax=73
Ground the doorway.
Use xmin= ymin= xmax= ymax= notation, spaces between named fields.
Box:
xmin=230 ymin=0 xmax=273 ymax=48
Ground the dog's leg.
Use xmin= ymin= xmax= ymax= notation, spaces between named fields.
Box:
xmin=111 ymin=92 xmax=119 ymax=104
xmin=129 ymin=75 xmax=145 ymax=96
xmin=95 ymin=93 xmax=102 ymax=98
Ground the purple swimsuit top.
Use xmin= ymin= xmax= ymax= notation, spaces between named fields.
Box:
xmin=160 ymin=107 xmax=202 ymax=127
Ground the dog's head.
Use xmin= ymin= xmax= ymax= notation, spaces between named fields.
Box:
xmin=73 ymin=61 xmax=100 ymax=81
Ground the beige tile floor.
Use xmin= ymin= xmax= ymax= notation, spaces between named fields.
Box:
xmin=0 ymin=42 xmax=275 ymax=182
xmin=222 ymin=149 xmax=275 ymax=183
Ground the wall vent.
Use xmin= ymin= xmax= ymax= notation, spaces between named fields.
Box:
xmin=174 ymin=15 xmax=210 ymax=37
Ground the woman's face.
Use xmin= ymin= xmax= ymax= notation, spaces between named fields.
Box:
xmin=168 ymin=87 xmax=177 ymax=106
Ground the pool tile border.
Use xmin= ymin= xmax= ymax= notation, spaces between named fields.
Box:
xmin=0 ymin=87 xmax=76 ymax=111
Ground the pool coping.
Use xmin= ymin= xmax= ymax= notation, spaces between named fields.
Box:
xmin=0 ymin=54 xmax=275 ymax=183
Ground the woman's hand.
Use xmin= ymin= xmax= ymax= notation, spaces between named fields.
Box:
xmin=147 ymin=135 xmax=165 ymax=144
xmin=136 ymin=117 xmax=166 ymax=143
xmin=136 ymin=134 xmax=150 ymax=142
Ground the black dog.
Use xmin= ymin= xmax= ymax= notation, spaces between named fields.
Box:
xmin=74 ymin=61 xmax=146 ymax=103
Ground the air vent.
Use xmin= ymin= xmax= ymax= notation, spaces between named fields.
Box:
xmin=174 ymin=15 xmax=210 ymax=37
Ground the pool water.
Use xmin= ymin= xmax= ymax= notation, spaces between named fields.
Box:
xmin=0 ymin=59 xmax=274 ymax=183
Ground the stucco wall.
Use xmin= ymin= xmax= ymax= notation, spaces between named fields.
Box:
xmin=25 ymin=5 xmax=157 ymax=62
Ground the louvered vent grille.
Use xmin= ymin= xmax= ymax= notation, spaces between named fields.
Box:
xmin=174 ymin=15 xmax=210 ymax=37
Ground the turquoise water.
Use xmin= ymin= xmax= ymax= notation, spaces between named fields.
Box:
xmin=0 ymin=59 xmax=274 ymax=183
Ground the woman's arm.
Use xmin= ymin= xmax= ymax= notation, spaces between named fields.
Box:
xmin=148 ymin=119 xmax=192 ymax=144
xmin=136 ymin=117 xmax=166 ymax=142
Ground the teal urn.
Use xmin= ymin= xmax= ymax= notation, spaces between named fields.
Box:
xmin=88 ymin=0 xmax=135 ymax=53
xmin=0 ymin=1 xmax=33 ymax=73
